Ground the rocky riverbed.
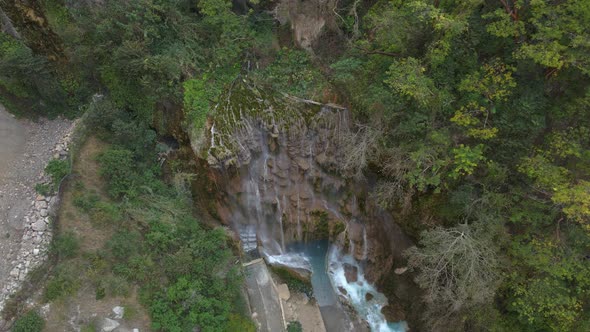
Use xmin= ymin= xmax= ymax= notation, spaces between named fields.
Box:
xmin=0 ymin=104 xmax=74 ymax=312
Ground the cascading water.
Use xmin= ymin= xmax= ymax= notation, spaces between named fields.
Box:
xmin=328 ymin=246 xmax=408 ymax=332
xmin=276 ymin=197 xmax=285 ymax=252
xmin=363 ymin=226 xmax=368 ymax=261
xmin=203 ymin=81 xmax=414 ymax=331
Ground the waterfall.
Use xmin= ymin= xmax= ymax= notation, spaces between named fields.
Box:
xmin=210 ymin=123 xmax=216 ymax=147
xmin=276 ymin=197 xmax=285 ymax=252
xmin=203 ymin=81 xmax=414 ymax=331
xmin=363 ymin=226 xmax=368 ymax=261
xmin=328 ymin=246 xmax=408 ymax=332
xmin=251 ymin=178 xmax=263 ymax=224
xmin=296 ymin=193 xmax=302 ymax=240
xmin=349 ymin=232 xmax=356 ymax=257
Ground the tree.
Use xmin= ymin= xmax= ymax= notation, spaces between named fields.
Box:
xmin=404 ymin=222 xmax=502 ymax=330
xmin=0 ymin=0 xmax=65 ymax=61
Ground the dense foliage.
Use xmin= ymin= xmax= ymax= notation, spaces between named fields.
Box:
xmin=329 ymin=0 xmax=590 ymax=330
xmin=12 ymin=310 xmax=44 ymax=332
xmin=2 ymin=0 xmax=590 ymax=331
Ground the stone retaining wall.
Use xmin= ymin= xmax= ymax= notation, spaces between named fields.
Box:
xmin=0 ymin=122 xmax=76 ymax=312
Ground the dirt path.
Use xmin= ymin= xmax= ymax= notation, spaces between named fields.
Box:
xmin=0 ymin=104 xmax=73 ymax=303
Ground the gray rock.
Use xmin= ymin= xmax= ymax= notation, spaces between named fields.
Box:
xmin=112 ymin=306 xmax=125 ymax=319
xmin=39 ymin=209 xmax=48 ymax=217
xmin=35 ymin=200 xmax=47 ymax=210
xmin=100 ymin=318 xmax=120 ymax=332
xmin=277 ymin=283 xmax=290 ymax=300
xmin=32 ymin=220 xmax=46 ymax=232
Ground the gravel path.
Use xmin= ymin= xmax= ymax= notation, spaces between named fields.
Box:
xmin=0 ymin=104 xmax=73 ymax=304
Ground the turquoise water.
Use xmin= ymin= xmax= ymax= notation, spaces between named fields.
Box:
xmin=282 ymin=241 xmax=408 ymax=332
xmin=327 ymin=246 xmax=408 ymax=332
xmin=288 ymin=240 xmax=338 ymax=307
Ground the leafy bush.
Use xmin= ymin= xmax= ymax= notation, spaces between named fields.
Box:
xmin=95 ymin=274 xmax=130 ymax=298
xmin=90 ymin=201 xmax=121 ymax=224
xmin=45 ymin=159 xmax=71 ymax=190
xmin=227 ymin=314 xmax=256 ymax=332
xmin=255 ymin=48 xmax=326 ymax=99
xmin=107 ymin=231 xmax=143 ymax=262
xmin=287 ymin=321 xmax=303 ymax=332
xmin=35 ymin=183 xmax=52 ymax=196
xmin=44 ymin=263 xmax=79 ymax=301
xmin=0 ymin=34 xmax=68 ymax=117
xmin=73 ymin=192 xmax=100 ymax=212
xmin=12 ymin=311 xmax=45 ymax=332
xmin=51 ymin=231 xmax=79 ymax=259
xmin=98 ymin=148 xmax=136 ymax=198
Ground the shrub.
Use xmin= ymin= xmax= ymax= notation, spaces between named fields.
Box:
xmin=227 ymin=314 xmax=256 ymax=332
xmin=96 ymin=274 xmax=130 ymax=298
xmin=255 ymin=48 xmax=325 ymax=99
xmin=98 ymin=148 xmax=136 ymax=198
xmin=12 ymin=311 xmax=45 ymax=332
xmin=287 ymin=321 xmax=303 ymax=332
xmin=73 ymin=192 xmax=100 ymax=212
xmin=45 ymin=159 xmax=70 ymax=186
xmin=90 ymin=201 xmax=121 ymax=224
xmin=35 ymin=183 xmax=52 ymax=196
xmin=44 ymin=264 xmax=80 ymax=301
xmin=45 ymin=159 xmax=70 ymax=190
xmin=51 ymin=231 xmax=80 ymax=259
xmin=107 ymin=231 xmax=143 ymax=261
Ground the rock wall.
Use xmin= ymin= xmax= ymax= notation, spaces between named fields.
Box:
xmin=273 ymin=0 xmax=340 ymax=51
xmin=195 ymin=80 xmax=413 ymax=283
xmin=0 ymin=122 xmax=76 ymax=313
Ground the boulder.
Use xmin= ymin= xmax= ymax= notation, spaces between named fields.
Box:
xmin=100 ymin=318 xmax=120 ymax=332
xmin=343 ymin=263 xmax=358 ymax=283
xmin=381 ymin=302 xmax=406 ymax=322
xmin=337 ymin=286 xmax=348 ymax=296
xmin=35 ymin=200 xmax=47 ymax=210
xmin=112 ymin=306 xmax=125 ymax=319
xmin=32 ymin=220 xmax=46 ymax=232
xmin=277 ymin=283 xmax=291 ymax=300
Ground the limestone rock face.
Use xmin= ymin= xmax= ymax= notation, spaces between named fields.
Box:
xmin=381 ymin=302 xmax=406 ymax=322
xmin=273 ymin=0 xmax=340 ymax=51
xmin=192 ymin=81 xmax=413 ymax=286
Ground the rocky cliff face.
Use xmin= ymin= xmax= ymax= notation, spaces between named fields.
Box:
xmin=273 ymin=0 xmax=342 ymax=52
xmin=188 ymin=79 xmax=413 ymax=284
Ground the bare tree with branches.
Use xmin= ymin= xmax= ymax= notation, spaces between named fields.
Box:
xmin=404 ymin=222 xmax=502 ymax=330
xmin=338 ymin=123 xmax=380 ymax=179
